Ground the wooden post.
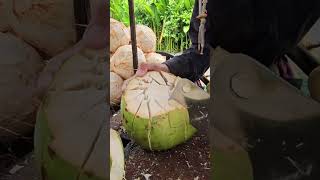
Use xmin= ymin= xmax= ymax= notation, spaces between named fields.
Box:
xmin=128 ymin=0 xmax=139 ymax=73
xmin=73 ymin=0 xmax=90 ymax=41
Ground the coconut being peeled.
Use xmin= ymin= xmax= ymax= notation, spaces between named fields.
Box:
xmin=34 ymin=47 xmax=109 ymax=180
xmin=110 ymin=18 xmax=130 ymax=53
xmin=121 ymin=71 xmax=197 ymax=150
xmin=111 ymin=45 xmax=146 ymax=79
xmin=145 ymin=52 xmax=166 ymax=64
xmin=127 ymin=24 xmax=157 ymax=53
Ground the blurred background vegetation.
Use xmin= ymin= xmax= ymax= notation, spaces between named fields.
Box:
xmin=110 ymin=0 xmax=195 ymax=53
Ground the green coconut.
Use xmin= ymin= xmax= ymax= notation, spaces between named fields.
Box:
xmin=121 ymin=71 xmax=197 ymax=151
xmin=34 ymin=49 xmax=110 ymax=180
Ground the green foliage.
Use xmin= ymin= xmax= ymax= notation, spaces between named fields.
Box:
xmin=110 ymin=0 xmax=195 ymax=53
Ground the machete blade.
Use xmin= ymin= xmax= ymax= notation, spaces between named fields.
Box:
xmin=169 ymin=78 xmax=210 ymax=129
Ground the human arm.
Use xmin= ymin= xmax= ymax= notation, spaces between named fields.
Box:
xmin=136 ymin=0 xmax=211 ymax=82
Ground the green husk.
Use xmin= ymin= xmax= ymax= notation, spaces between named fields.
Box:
xmin=34 ymin=105 xmax=104 ymax=180
xmin=121 ymin=96 xmax=196 ymax=151
xmin=212 ymin=148 xmax=253 ymax=180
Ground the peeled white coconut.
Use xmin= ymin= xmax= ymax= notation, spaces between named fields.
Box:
xmin=127 ymin=24 xmax=157 ymax=53
xmin=110 ymin=53 xmax=114 ymax=72
xmin=111 ymin=45 xmax=146 ymax=79
xmin=3 ymin=0 xmax=77 ymax=57
xmin=110 ymin=18 xmax=130 ymax=53
xmin=0 ymin=32 xmax=43 ymax=137
xmin=145 ymin=52 xmax=166 ymax=64
xmin=124 ymin=27 xmax=131 ymax=41
xmin=110 ymin=18 xmax=119 ymax=23
xmin=110 ymin=53 xmax=114 ymax=61
xmin=110 ymin=129 xmax=125 ymax=180
xmin=110 ymin=72 xmax=123 ymax=105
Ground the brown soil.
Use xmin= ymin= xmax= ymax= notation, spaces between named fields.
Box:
xmin=0 ymin=153 xmax=40 ymax=180
xmin=111 ymin=111 xmax=211 ymax=180
xmin=0 ymin=113 xmax=35 ymax=179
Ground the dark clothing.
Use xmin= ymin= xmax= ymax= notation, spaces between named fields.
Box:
xmin=163 ymin=0 xmax=320 ymax=81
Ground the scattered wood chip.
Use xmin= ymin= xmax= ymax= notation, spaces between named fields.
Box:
xmin=9 ymin=165 xmax=24 ymax=174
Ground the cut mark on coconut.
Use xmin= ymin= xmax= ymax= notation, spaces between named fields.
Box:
xmin=76 ymin=104 xmax=106 ymax=179
xmin=124 ymin=90 xmax=144 ymax=102
xmin=148 ymin=72 xmax=166 ymax=85
xmin=184 ymin=114 xmax=188 ymax=141
xmin=122 ymin=71 xmax=199 ymax=151
xmin=151 ymin=79 xmax=160 ymax=85
xmin=76 ymin=120 xmax=105 ymax=180
xmin=159 ymin=71 xmax=169 ymax=86
xmin=154 ymin=98 xmax=172 ymax=128
xmin=125 ymin=72 xmax=188 ymax=119
xmin=147 ymin=99 xmax=153 ymax=151
xmin=150 ymin=79 xmax=160 ymax=86
xmin=130 ymin=96 xmax=144 ymax=137
xmin=78 ymin=96 xmax=107 ymax=120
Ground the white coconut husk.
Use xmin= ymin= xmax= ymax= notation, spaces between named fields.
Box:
xmin=110 ymin=53 xmax=114 ymax=72
xmin=110 ymin=18 xmax=130 ymax=53
xmin=0 ymin=32 xmax=43 ymax=139
xmin=145 ymin=52 xmax=166 ymax=64
xmin=127 ymin=24 xmax=157 ymax=53
xmin=2 ymin=0 xmax=77 ymax=57
xmin=110 ymin=45 xmax=146 ymax=79
xmin=110 ymin=72 xmax=123 ymax=105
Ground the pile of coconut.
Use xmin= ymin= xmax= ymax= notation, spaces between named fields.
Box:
xmin=0 ymin=0 xmax=79 ymax=142
xmin=110 ymin=18 xmax=167 ymax=106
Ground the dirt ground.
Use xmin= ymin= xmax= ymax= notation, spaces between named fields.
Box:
xmin=124 ymin=133 xmax=210 ymax=179
xmin=0 ymin=153 xmax=39 ymax=180
xmin=0 ymin=130 xmax=37 ymax=180
xmin=111 ymin=110 xmax=211 ymax=180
